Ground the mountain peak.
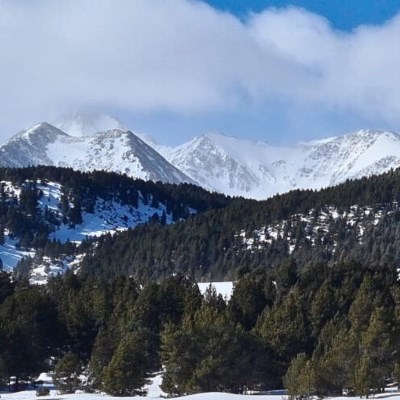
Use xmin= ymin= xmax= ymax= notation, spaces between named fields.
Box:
xmin=0 ymin=121 xmax=194 ymax=185
xmin=55 ymin=111 xmax=126 ymax=137
xmin=338 ymin=128 xmax=400 ymax=141
xmin=13 ymin=122 xmax=67 ymax=142
xmin=202 ymin=131 xmax=230 ymax=140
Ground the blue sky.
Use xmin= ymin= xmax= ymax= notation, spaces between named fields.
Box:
xmin=1 ymin=0 xmax=400 ymax=145
xmin=205 ymin=0 xmax=399 ymax=31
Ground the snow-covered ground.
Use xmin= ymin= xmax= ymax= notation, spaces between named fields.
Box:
xmin=0 ymin=237 xmax=35 ymax=270
xmin=238 ymin=204 xmax=390 ymax=255
xmin=2 ymin=391 xmax=400 ymax=400
xmin=0 ymin=372 xmax=279 ymax=399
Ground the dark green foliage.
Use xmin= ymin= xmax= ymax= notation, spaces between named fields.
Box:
xmin=0 ymin=272 xmax=14 ymax=305
xmin=3 ymin=166 xmax=400 ymax=395
xmin=0 ymin=166 xmax=232 ymax=280
xmin=161 ymin=303 xmax=254 ymax=395
xmin=0 ymin=284 xmax=62 ymax=383
xmin=229 ymin=271 xmax=275 ymax=330
xmin=89 ymin=327 xmax=117 ymax=389
xmin=0 ymin=259 xmax=399 ymax=396
xmin=103 ymin=329 xmax=153 ymax=396
xmin=78 ymin=167 xmax=400 ymax=282
xmin=54 ymin=352 xmax=83 ymax=394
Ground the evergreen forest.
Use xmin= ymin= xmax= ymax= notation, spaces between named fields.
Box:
xmin=1 ymin=166 xmax=400 ymax=396
xmin=1 ymin=259 xmax=400 ymax=397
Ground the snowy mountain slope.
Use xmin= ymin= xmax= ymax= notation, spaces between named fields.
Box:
xmin=163 ymin=134 xmax=274 ymax=195
xmin=46 ymin=129 xmax=194 ymax=184
xmin=4 ymin=114 xmax=400 ymax=200
xmin=27 ymin=181 xmax=178 ymax=284
xmin=298 ymin=129 xmax=400 ymax=186
xmin=0 ymin=123 xmax=194 ymax=185
xmin=162 ymin=130 xmax=400 ymax=199
xmin=56 ymin=110 xmax=172 ymax=156
xmin=0 ymin=180 xmax=175 ymax=272
xmin=0 ymin=168 xmax=225 ymax=283
xmin=0 ymin=123 xmax=70 ymax=167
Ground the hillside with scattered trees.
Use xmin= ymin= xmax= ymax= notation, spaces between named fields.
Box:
xmin=80 ymin=168 xmax=400 ymax=282
xmin=1 ymin=166 xmax=400 ymax=396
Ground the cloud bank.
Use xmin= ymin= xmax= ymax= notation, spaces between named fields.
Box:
xmin=1 ymin=0 xmax=400 ymax=140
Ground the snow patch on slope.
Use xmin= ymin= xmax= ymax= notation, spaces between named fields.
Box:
xmin=0 ymin=237 xmax=35 ymax=270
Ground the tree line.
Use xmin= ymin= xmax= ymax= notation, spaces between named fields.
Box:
xmin=1 ymin=257 xmax=400 ymax=397
xmin=79 ymin=168 xmax=400 ymax=282
xmin=5 ymin=165 xmax=400 ymax=283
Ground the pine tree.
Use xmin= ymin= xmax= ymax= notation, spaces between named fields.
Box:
xmin=351 ymin=355 xmax=376 ymax=398
xmin=161 ymin=303 xmax=255 ymax=395
xmin=88 ymin=327 xmax=117 ymax=390
xmin=229 ymin=273 xmax=270 ymax=330
xmin=103 ymin=329 xmax=153 ymax=396
xmin=54 ymin=352 xmax=83 ymax=394
xmin=360 ymin=306 xmax=397 ymax=392
xmin=160 ymin=321 xmax=196 ymax=396
xmin=284 ymin=353 xmax=316 ymax=400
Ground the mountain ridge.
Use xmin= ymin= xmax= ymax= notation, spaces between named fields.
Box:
xmin=0 ymin=122 xmax=194 ymax=185
xmin=161 ymin=128 xmax=400 ymax=198
xmin=3 ymin=113 xmax=400 ymax=199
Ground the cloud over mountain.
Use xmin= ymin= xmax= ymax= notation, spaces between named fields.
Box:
xmin=1 ymin=0 xmax=400 ymax=141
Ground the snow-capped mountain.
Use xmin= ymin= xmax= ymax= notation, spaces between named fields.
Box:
xmin=0 ymin=122 xmax=72 ymax=167
xmin=4 ymin=112 xmax=400 ymax=200
xmin=162 ymin=133 xmax=282 ymax=198
xmin=162 ymin=130 xmax=400 ymax=199
xmin=0 ymin=122 xmax=193 ymax=185
xmin=298 ymin=129 xmax=400 ymax=185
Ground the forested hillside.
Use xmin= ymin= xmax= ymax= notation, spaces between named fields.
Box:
xmin=1 ymin=167 xmax=400 ymax=396
xmin=0 ymin=166 xmax=231 ymax=281
xmin=3 ymin=166 xmax=400 ymax=283
xmin=80 ymin=168 xmax=400 ymax=281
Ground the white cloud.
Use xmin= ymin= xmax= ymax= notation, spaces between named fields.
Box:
xmin=1 ymin=0 xmax=400 ymax=139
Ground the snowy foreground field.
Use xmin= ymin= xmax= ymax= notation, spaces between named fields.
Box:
xmin=1 ymin=374 xmax=400 ymax=400
xmin=2 ymin=376 xmax=400 ymax=400
xmin=2 ymin=392 xmax=400 ymax=400
xmin=0 ymin=392 xmax=283 ymax=400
